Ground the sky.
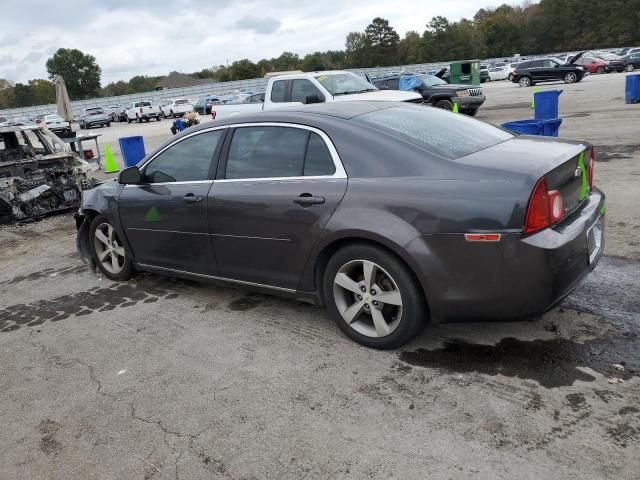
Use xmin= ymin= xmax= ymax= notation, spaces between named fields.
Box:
xmin=0 ymin=0 xmax=518 ymax=84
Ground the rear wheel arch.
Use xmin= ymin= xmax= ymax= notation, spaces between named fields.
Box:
xmin=311 ymin=236 xmax=430 ymax=314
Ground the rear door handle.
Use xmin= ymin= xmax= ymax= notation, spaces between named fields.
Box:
xmin=293 ymin=194 xmax=325 ymax=206
xmin=183 ymin=194 xmax=203 ymax=204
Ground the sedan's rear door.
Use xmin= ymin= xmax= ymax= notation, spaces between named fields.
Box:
xmin=208 ymin=124 xmax=347 ymax=289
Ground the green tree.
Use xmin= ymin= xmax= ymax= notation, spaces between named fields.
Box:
xmin=365 ymin=17 xmax=400 ymax=66
xmin=300 ymin=52 xmax=327 ymax=72
xmin=0 ymin=79 xmax=15 ymax=109
xmin=46 ymin=48 xmax=101 ymax=99
xmin=228 ymin=59 xmax=260 ymax=80
xmin=28 ymin=79 xmax=55 ymax=105
xmin=345 ymin=31 xmax=370 ymax=67
xmin=397 ymin=31 xmax=425 ymax=64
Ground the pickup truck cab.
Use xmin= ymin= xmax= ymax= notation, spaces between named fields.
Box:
xmin=210 ymin=71 xmax=423 ymax=120
xmin=161 ymin=99 xmax=194 ymax=118
xmin=125 ymin=101 xmax=162 ymax=123
xmin=372 ymin=73 xmax=485 ymax=116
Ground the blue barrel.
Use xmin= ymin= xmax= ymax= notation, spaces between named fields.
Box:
xmin=534 ymin=90 xmax=562 ymax=119
xmin=502 ymin=118 xmax=562 ymax=137
xmin=118 ymin=136 xmax=146 ymax=168
xmin=625 ymin=74 xmax=640 ymax=104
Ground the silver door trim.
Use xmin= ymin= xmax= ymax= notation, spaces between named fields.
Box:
xmin=128 ymin=227 xmax=291 ymax=242
xmin=136 ymin=263 xmax=296 ymax=293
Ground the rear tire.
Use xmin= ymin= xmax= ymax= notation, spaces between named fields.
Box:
xmin=465 ymin=108 xmax=479 ymax=117
xmin=434 ymin=99 xmax=453 ymax=110
xmin=564 ymin=72 xmax=578 ymax=84
xmin=596 ymin=66 xmax=605 ymax=74
xmin=89 ymin=215 xmax=134 ymax=281
xmin=106 ymin=122 xmax=111 ymax=127
xmin=156 ymin=115 xmax=162 ymax=122
xmin=519 ymin=76 xmax=531 ymax=87
xmin=323 ymin=244 xmax=427 ymax=349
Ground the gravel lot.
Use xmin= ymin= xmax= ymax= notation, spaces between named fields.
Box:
xmin=1 ymin=73 xmax=639 ymax=479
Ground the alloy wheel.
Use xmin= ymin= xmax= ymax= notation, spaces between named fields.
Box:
xmin=565 ymin=72 xmax=577 ymax=83
xmin=519 ymin=77 xmax=531 ymax=87
xmin=93 ymin=223 xmax=126 ymax=275
xmin=332 ymin=260 xmax=403 ymax=338
xmin=626 ymin=64 xmax=634 ymax=72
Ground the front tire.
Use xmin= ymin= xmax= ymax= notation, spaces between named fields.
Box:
xmin=89 ymin=215 xmax=134 ymax=281
xmin=323 ymin=244 xmax=427 ymax=349
xmin=596 ymin=66 xmax=605 ymax=74
xmin=519 ymin=76 xmax=531 ymax=87
xmin=564 ymin=72 xmax=578 ymax=84
xmin=434 ymin=99 xmax=454 ymax=110
xmin=626 ymin=64 xmax=635 ymax=72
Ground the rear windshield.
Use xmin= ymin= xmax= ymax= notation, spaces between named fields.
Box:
xmin=175 ymin=99 xmax=189 ymax=105
xmin=353 ymin=105 xmax=512 ymax=160
xmin=135 ymin=102 xmax=151 ymax=107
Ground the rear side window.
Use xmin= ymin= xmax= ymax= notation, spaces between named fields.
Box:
xmin=143 ymin=130 xmax=223 ymax=183
xmin=354 ymin=105 xmax=512 ymax=160
xmin=224 ymin=127 xmax=335 ymax=179
xmin=270 ymin=81 xmax=287 ymax=103
xmin=386 ymin=78 xmax=400 ymax=90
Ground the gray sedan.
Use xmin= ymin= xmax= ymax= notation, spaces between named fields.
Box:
xmin=76 ymin=102 xmax=604 ymax=349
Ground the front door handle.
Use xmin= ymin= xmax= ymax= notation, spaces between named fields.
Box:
xmin=293 ymin=193 xmax=325 ymax=207
xmin=183 ymin=194 xmax=203 ymax=204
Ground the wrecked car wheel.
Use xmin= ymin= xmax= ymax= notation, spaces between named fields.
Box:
xmin=90 ymin=215 xmax=134 ymax=281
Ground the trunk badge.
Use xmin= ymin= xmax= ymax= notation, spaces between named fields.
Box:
xmin=574 ymin=167 xmax=582 ymax=178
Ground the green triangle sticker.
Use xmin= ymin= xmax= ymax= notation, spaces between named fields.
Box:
xmin=144 ymin=207 xmax=162 ymax=222
xmin=577 ymin=151 xmax=589 ymax=201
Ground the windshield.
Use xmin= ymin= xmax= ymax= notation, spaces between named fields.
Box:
xmin=550 ymin=58 xmax=565 ymax=65
xmin=314 ymin=72 xmax=377 ymax=96
xmin=353 ymin=105 xmax=513 ymax=160
xmin=415 ymin=74 xmax=447 ymax=87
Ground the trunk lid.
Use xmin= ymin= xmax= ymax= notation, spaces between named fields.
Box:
xmin=457 ymin=136 xmax=593 ymax=218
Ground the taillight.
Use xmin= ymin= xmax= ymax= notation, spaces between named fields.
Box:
xmin=588 ymin=147 xmax=595 ymax=189
xmin=524 ymin=178 xmax=565 ymax=235
xmin=211 ymin=111 xmax=216 ymax=120
xmin=140 ymin=107 xmax=143 ymax=113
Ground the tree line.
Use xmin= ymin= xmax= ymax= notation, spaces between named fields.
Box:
xmin=1 ymin=0 xmax=639 ymax=109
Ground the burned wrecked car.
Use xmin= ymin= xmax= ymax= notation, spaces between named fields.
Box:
xmin=0 ymin=125 xmax=96 ymax=223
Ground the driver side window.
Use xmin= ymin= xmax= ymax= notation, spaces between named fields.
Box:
xmin=143 ymin=130 xmax=224 ymax=183
xmin=291 ymin=80 xmax=324 ymax=103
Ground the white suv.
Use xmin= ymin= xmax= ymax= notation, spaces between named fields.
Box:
xmin=161 ymin=99 xmax=194 ymax=118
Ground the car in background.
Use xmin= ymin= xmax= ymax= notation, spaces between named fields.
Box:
xmin=161 ymin=99 xmax=194 ymax=118
xmin=623 ymin=52 xmax=640 ymax=72
xmin=480 ymin=65 xmax=490 ymax=83
xmin=617 ymin=47 xmax=640 ymax=57
xmin=75 ymin=101 xmax=604 ymax=349
xmin=589 ymin=51 xmax=625 ymax=72
xmin=42 ymin=113 xmax=72 ymax=137
xmin=0 ymin=116 xmax=9 ymax=127
xmin=511 ymin=57 xmax=586 ymax=87
xmin=78 ymin=108 xmax=111 ymax=129
xmin=571 ymin=55 xmax=609 ymax=74
xmin=488 ymin=65 xmax=509 ymax=81
xmin=194 ymin=95 xmax=222 ymax=115
xmin=371 ymin=73 xmax=485 ymax=116
xmin=125 ymin=101 xmax=162 ymax=123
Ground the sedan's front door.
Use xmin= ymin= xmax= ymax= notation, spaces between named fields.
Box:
xmin=118 ymin=128 xmax=226 ymax=275
xmin=208 ymin=124 xmax=347 ymax=289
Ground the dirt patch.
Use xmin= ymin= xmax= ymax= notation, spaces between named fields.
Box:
xmin=595 ymin=144 xmax=640 ymax=161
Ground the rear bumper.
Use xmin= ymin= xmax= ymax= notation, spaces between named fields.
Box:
xmin=406 ymin=189 xmax=605 ymax=322
xmin=606 ymin=64 xmax=625 ymax=72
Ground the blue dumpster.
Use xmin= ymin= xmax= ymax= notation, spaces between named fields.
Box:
xmin=534 ymin=89 xmax=562 ymax=119
xmin=118 ymin=136 xmax=146 ymax=167
xmin=502 ymin=118 xmax=563 ymax=137
xmin=625 ymin=74 xmax=640 ymax=104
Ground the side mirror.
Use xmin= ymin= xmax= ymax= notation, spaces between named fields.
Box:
xmin=118 ymin=166 xmax=142 ymax=185
xmin=304 ymin=94 xmax=324 ymax=105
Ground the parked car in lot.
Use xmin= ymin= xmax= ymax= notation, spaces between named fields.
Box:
xmin=571 ymin=55 xmax=608 ymax=74
xmin=0 ymin=116 xmax=10 ymax=127
xmin=42 ymin=113 xmax=72 ymax=137
xmin=194 ymin=95 xmax=222 ymax=115
xmin=488 ymin=65 xmax=509 ymax=81
xmin=78 ymin=108 xmax=111 ymax=129
xmin=371 ymin=73 xmax=485 ymax=116
xmin=617 ymin=47 xmax=640 ymax=56
xmin=103 ymin=105 xmax=121 ymax=122
xmin=76 ymin=101 xmax=604 ymax=349
xmin=161 ymin=99 xmax=194 ymax=118
xmin=210 ymin=71 xmax=422 ymax=120
xmin=588 ymin=51 xmax=625 ymax=72
xmin=511 ymin=57 xmax=586 ymax=87
xmin=125 ymin=101 xmax=162 ymax=123
xmin=623 ymin=52 xmax=640 ymax=71
xmin=480 ymin=64 xmax=490 ymax=83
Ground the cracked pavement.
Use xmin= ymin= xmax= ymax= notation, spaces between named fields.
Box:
xmin=1 ymin=74 xmax=640 ymax=479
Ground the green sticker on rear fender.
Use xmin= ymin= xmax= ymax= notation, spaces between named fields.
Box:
xmin=577 ymin=152 xmax=589 ymax=201
xmin=600 ymin=205 xmax=606 ymax=216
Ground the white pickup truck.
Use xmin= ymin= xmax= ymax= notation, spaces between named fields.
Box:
xmin=125 ymin=101 xmax=162 ymax=123
xmin=210 ymin=70 xmax=423 ymax=120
